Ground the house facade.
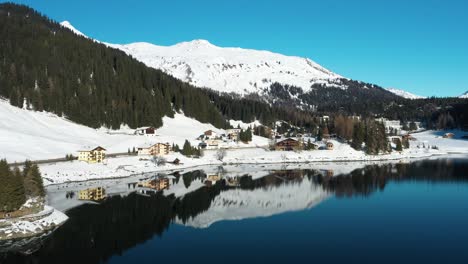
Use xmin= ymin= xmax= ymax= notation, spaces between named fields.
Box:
xmin=226 ymin=128 xmax=241 ymax=141
xmin=275 ymin=138 xmax=302 ymax=151
xmin=78 ymin=146 xmax=106 ymax=163
xmin=204 ymin=130 xmax=218 ymax=139
xmin=138 ymin=143 xmax=171 ymax=156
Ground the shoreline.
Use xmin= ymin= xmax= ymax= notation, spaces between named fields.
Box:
xmin=0 ymin=206 xmax=68 ymax=242
xmin=41 ymin=148 xmax=456 ymax=187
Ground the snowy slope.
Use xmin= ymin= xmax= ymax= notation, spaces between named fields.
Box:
xmin=0 ymin=99 xmax=223 ymax=162
xmin=459 ymin=91 xmax=468 ymax=98
xmin=386 ymin=88 xmax=425 ymax=99
xmin=107 ymin=40 xmax=342 ymax=95
xmin=176 ymin=178 xmax=329 ymax=228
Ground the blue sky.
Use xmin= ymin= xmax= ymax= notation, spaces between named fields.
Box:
xmin=3 ymin=0 xmax=468 ymax=97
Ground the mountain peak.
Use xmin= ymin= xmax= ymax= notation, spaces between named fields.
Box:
xmin=60 ymin=21 xmax=86 ymax=37
xmin=460 ymin=91 xmax=468 ymax=98
xmin=173 ymin=39 xmax=216 ymax=49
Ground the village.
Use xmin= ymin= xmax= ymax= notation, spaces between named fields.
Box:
xmin=65 ymin=116 xmax=468 ymax=202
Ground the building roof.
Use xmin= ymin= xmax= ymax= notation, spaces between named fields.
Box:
xmin=79 ymin=146 xmax=106 ymax=152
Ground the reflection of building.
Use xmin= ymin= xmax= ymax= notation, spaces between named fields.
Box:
xmin=275 ymin=138 xmax=301 ymax=151
xmin=138 ymin=178 xmax=170 ymax=191
xmin=226 ymin=177 xmax=240 ymax=187
xmin=78 ymin=146 xmax=106 ymax=163
xmin=79 ymin=187 xmax=106 ymax=201
xmin=205 ymin=174 xmax=222 ymax=186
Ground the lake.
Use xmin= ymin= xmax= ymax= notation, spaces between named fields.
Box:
xmin=1 ymin=157 xmax=468 ymax=264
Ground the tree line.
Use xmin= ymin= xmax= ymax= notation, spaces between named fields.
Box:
xmin=0 ymin=160 xmax=45 ymax=212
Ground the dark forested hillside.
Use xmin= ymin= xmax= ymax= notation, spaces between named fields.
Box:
xmin=0 ymin=3 xmax=227 ymax=129
xmin=1 ymin=3 xmax=467 ymax=131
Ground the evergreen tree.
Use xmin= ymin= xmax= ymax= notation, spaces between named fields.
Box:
xmin=182 ymin=140 xmax=192 ymax=156
xmin=0 ymin=159 xmax=26 ymax=212
xmin=351 ymin=122 xmax=365 ymax=150
xmin=24 ymin=164 xmax=45 ymax=197
xmin=396 ymin=139 xmax=403 ymax=151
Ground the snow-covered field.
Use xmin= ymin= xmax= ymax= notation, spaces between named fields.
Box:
xmin=0 ymin=99 xmax=266 ymax=162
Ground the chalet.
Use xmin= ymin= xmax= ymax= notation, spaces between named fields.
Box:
xmin=79 ymin=187 xmax=106 ymax=201
xmin=326 ymin=142 xmax=334 ymax=150
xmin=226 ymin=128 xmax=241 ymax=141
xmin=275 ymin=138 xmax=302 ymax=151
xmin=78 ymin=146 xmax=106 ymax=163
xmin=443 ymin=133 xmax=455 ymax=139
xmin=137 ymin=143 xmax=171 ymax=156
xmin=135 ymin=127 xmax=156 ymax=136
xmin=204 ymin=130 xmax=218 ymax=139
xmin=138 ymin=177 xmax=170 ymax=191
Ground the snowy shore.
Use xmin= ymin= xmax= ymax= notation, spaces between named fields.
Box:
xmin=0 ymin=206 xmax=68 ymax=241
xmin=39 ymin=136 xmax=451 ymax=186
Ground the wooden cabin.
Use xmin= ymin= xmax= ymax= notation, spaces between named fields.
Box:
xmin=275 ymin=138 xmax=301 ymax=151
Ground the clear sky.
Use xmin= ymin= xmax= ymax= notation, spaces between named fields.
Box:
xmin=3 ymin=0 xmax=468 ymax=97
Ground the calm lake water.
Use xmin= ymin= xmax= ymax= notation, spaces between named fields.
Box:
xmin=2 ymin=157 xmax=468 ymax=264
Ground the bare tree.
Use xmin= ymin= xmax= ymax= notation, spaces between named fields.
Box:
xmin=152 ymin=156 xmax=167 ymax=166
xmin=216 ymin=149 xmax=227 ymax=161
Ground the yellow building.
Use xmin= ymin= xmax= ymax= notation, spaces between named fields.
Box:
xmin=78 ymin=146 xmax=106 ymax=163
xmin=79 ymin=187 xmax=106 ymax=201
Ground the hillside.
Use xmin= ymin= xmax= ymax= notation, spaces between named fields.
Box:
xmin=0 ymin=3 xmax=227 ymax=129
xmin=0 ymin=99 xmax=223 ymax=162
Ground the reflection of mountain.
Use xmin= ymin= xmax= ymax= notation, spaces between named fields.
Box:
xmin=2 ymin=158 xmax=468 ymax=263
xmin=177 ymin=176 xmax=328 ymax=228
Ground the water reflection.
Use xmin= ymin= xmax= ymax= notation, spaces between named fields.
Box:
xmin=1 ymin=157 xmax=468 ymax=263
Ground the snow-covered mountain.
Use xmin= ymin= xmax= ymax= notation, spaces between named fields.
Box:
xmin=459 ymin=91 xmax=468 ymax=98
xmin=60 ymin=21 xmax=345 ymax=95
xmin=60 ymin=21 xmax=424 ymax=101
xmin=176 ymin=178 xmax=329 ymax=228
xmin=386 ymin=88 xmax=425 ymax=100
xmin=106 ymin=40 xmax=343 ymax=95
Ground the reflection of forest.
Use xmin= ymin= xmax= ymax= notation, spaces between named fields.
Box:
xmin=320 ymin=158 xmax=468 ymax=197
xmin=2 ymin=158 xmax=467 ymax=263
